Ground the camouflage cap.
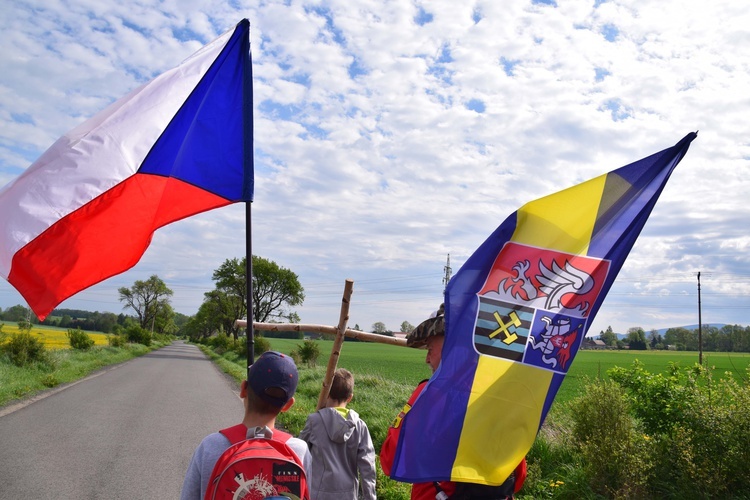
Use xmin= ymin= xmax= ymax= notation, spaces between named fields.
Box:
xmin=406 ymin=303 xmax=445 ymax=348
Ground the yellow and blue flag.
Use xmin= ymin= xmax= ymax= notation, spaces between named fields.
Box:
xmin=390 ymin=132 xmax=697 ymax=485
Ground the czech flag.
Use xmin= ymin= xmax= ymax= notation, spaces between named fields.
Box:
xmin=390 ymin=132 xmax=697 ymax=485
xmin=0 ymin=19 xmax=253 ymax=321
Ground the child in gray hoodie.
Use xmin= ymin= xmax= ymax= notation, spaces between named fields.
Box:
xmin=300 ymin=368 xmax=377 ymax=500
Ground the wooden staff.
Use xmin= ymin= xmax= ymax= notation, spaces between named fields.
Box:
xmin=234 ymin=323 xmax=407 ymax=347
xmin=316 ymin=279 xmax=353 ymax=410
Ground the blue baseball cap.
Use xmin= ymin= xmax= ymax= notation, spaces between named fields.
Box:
xmin=248 ymin=351 xmax=299 ymax=407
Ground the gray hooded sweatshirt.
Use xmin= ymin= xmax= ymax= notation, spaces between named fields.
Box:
xmin=299 ymin=407 xmax=377 ymax=500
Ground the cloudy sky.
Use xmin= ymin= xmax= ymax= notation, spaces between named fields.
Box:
xmin=1 ymin=0 xmax=748 ymax=336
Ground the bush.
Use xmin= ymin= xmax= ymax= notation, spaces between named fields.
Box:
xmin=607 ymin=361 xmax=750 ymax=498
xmin=151 ymin=332 xmax=173 ymax=344
xmin=108 ymin=334 xmax=127 ymax=347
xmin=293 ymin=339 xmax=320 ymax=367
xmin=227 ymin=336 xmax=272 ymax=360
xmin=254 ymin=335 xmax=271 ymax=357
xmin=125 ymin=325 xmax=152 ymax=346
xmin=66 ymin=328 xmax=95 ymax=350
xmin=570 ymin=378 xmax=653 ymax=498
xmin=1 ymin=332 xmax=48 ymax=367
xmin=208 ymin=333 xmax=232 ymax=353
xmin=289 ymin=349 xmax=302 ymax=367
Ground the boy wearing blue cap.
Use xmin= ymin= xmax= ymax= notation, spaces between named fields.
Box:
xmin=180 ymin=351 xmax=312 ymax=500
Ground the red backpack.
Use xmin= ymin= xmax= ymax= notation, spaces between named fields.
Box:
xmin=204 ymin=424 xmax=309 ymax=500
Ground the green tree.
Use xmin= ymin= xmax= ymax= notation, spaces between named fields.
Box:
xmin=648 ymin=329 xmax=664 ymax=349
xmin=182 ymin=301 xmax=222 ymax=340
xmin=153 ymin=301 xmax=178 ymax=335
xmin=372 ymin=322 xmax=392 ymax=335
xmin=201 ymin=289 xmax=240 ymax=339
xmin=211 ymin=258 xmax=248 ymax=339
xmin=599 ymin=325 xmax=617 ymax=346
xmin=400 ymin=321 xmax=414 ymax=333
xmin=665 ymin=327 xmax=692 ymax=351
xmin=118 ymin=275 xmax=174 ymax=331
xmin=626 ymin=327 xmax=648 ymax=350
xmin=59 ymin=314 xmax=73 ymax=328
xmin=3 ymin=304 xmax=33 ymax=323
xmin=251 ymin=255 xmax=304 ymax=323
xmin=197 ymin=256 xmax=304 ymax=341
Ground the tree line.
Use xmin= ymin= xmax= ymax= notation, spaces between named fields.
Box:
xmin=597 ymin=324 xmax=750 ymax=352
xmin=0 ymin=256 xmax=303 ymax=339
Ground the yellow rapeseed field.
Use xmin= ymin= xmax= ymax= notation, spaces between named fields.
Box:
xmin=1 ymin=324 xmax=109 ymax=349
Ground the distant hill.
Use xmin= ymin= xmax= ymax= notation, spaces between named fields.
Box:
xmin=652 ymin=324 xmax=727 ymax=336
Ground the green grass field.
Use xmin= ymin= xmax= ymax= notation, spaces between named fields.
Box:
xmin=259 ymin=338 xmax=750 ymax=442
xmin=556 ymin=348 xmax=750 ymax=402
xmin=266 ymin=338 xmax=750 ymax=406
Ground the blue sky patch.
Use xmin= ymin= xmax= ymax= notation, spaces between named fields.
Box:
xmin=437 ymin=44 xmax=453 ymax=63
xmin=501 ymin=57 xmax=520 ymax=76
xmin=301 ymin=122 xmax=328 ymax=140
xmin=602 ymin=99 xmax=631 ymax=121
xmin=259 ymin=100 xmax=301 ymax=122
xmin=348 ymin=57 xmax=368 ymax=78
xmin=172 ymin=26 xmax=203 ymax=43
xmin=466 ymin=98 xmax=486 ymax=113
xmin=414 ymin=7 xmax=433 ymax=26
xmin=602 ymin=24 xmax=619 ymax=42
xmin=315 ymin=6 xmax=346 ymax=46
xmin=11 ymin=113 xmax=35 ymax=125
xmin=594 ymin=67 xmax=610 ymax=82
xmin=472 ymin=8 xmax=483 ymax=24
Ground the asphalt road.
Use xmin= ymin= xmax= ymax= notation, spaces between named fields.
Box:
xmin=0 ymin=340 xmax=243 ymax=499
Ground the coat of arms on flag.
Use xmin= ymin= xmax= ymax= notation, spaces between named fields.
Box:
xmin=474 ymin=242 xmax=609 ymax=374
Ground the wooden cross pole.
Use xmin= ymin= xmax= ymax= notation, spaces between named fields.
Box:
xmin=234 ymin=321 xmax=407 ymax=347
xmin=234 ymin=279 xmax=409 ymax=409
xmin=315 ymin=279 xmax=354 ymax=410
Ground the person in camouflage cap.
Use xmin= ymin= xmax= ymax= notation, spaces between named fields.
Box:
xmin=380 ymin=303 xmax=456 ymax=499
xmin=381 ymin=304 xmax=527 ymax=499
xmin=405 ymin=303 xmax=444 ymax=348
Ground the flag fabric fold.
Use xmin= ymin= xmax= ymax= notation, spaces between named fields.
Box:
xmin=390 ymin=132 xmax=697 ymax=485
xmin=0 ymin=19 xmax=253 ymax=320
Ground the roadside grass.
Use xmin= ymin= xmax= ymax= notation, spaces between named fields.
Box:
xmin=0 ymin=330 xmax=168 ymax=407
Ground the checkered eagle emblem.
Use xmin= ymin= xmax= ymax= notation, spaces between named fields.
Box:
xmin=473 ymin=242 xmax=610 ymax=373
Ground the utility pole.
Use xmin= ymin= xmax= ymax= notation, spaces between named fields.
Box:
xmin=443 ymin=254 xmax=452 ymax=293
xmin=697 ymin=271 xmax=703 ymax=365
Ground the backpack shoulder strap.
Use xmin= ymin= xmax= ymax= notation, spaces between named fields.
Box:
xmin=271 ymin=428 xmax=292 ymax=443
xmin=220 ymin=424 xmax=293 ymax=445
xmin=219 ymin=424 xmax=248 ymax=445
